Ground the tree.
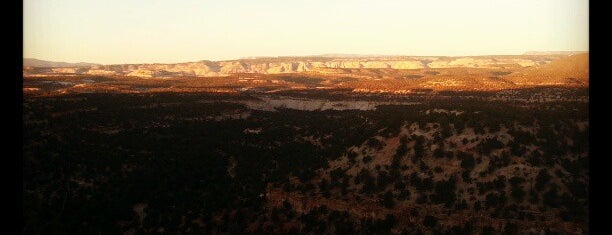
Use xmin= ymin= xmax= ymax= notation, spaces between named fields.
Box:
xmin=459 ymin=152 xmax=476 ymax=170
xmin=346 ymin=151 xmax=358 ymax=164
xmin=493 ymin=176 xmax=507 ymax=191
xmin=535 ymin=169 xmax=551 ymax=191
xmin=414 ymin=136 xmax=425 ymax=160
xmin=433 ymin=148 xmax=445 ymax=159
xmin=422 ymin=215 xmax=438 ymax=228
xmin=478 ymin=138 xmax=504 ymax=155
xmin=502 ymin=223 xmax=519 ymax=235
xmin=377 ymin=171 xmax=392 ymax=191
xmin=462 ymin=171 xmax=472 ymax=183
xmin=398 ymin=189 xmax=410 ymax=200
xmin=394 ymin=181 xmax=406 ymax=190
xmin=366 ymin=137 xmax=385 ymax=151
xmin=529 ymin=188 xmax=539 ymax=204
xmin=382 ymin=214 xmax=397 ymax=228
xmin=394 ymin=142 xmax=408 ymax=158
xmin=485 ymin=192 xmax=507 ymax=208
xmin=319 ymin=179 xmax=331 ymax=198
xmin=432 ymin=178 xmax=457 ymax=207
xmin=542 ymin=184 xmax=560 ymax=208
xmin=510 ymin=186 xmax=525 ymax=203
xmin=508 ymin=176 xmax=526 ymax=187
xmin=358 ymin=169 xmax=376 ymax=195
xmin=379 ymin=191 xmax=395 ymax=209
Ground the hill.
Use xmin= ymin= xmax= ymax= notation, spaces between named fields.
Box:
xmin=506 ymin=53 xmax=589 ymax=86
xmin=23 ymin=58 xmax=100 ymax=68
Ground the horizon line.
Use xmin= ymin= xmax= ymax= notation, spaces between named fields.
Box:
xmin=24 ymin=50 xmax=589 ymax=66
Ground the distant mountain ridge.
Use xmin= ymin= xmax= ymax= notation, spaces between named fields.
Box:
xmin=26 ymin=51 xmax=584 ymax=67
xmin=522 ymin=51 xmax=587 ymax=55
xmin=23 ymin=58 xmax=100 ymax=68
xmin=23 ymin=52 xmax=587 ymax=79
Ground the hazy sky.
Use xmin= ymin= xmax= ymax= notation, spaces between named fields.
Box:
xmin=24 ymin=0 xmax=588 ymax=64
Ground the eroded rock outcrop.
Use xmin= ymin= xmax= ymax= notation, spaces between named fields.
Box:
xmin=24 ymin=55 xmax=567 ymax=78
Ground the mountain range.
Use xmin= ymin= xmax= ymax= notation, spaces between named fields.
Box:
xmin=23 ymin=53 xmax=587 ymax=78
xmin=23 ymin=58 xmax=100 ymax=68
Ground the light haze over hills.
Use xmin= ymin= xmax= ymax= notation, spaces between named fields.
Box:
xmin=24 ymin=51 xmax=587 ymax=67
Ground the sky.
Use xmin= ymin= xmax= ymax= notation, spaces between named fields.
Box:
xmin=24 ymin=0 xmax=588 ymax=64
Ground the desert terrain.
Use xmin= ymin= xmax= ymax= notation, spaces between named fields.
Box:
xmin=23 ymin=53 xmax=588 ymax=94
xmin=23 ymin=53 xmax=588 ymax=234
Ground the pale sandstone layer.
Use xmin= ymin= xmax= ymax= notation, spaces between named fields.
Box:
xmin=25 ymin=55 xmax=567 ymax=78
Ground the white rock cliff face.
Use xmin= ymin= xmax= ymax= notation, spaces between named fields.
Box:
xmin=34 ymin=56 xmax=548 ymax=78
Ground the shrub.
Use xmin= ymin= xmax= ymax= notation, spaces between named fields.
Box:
xmin=459 ymin=152 xmax=476 ymax=170
xmin=485 ymin=192 xmax=507 ymax=208
xmin=431 ymin=177 xmax=457 ymax=207
xmin=379 ymin=191 xmax=395 ymax=209
xmin=535 ymin=169 xmax=551 ymax=191
xmin=510 ymin=186 xmax=525 ymax=203
xmin=422 ymin=215 xmax=439 ymax=228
